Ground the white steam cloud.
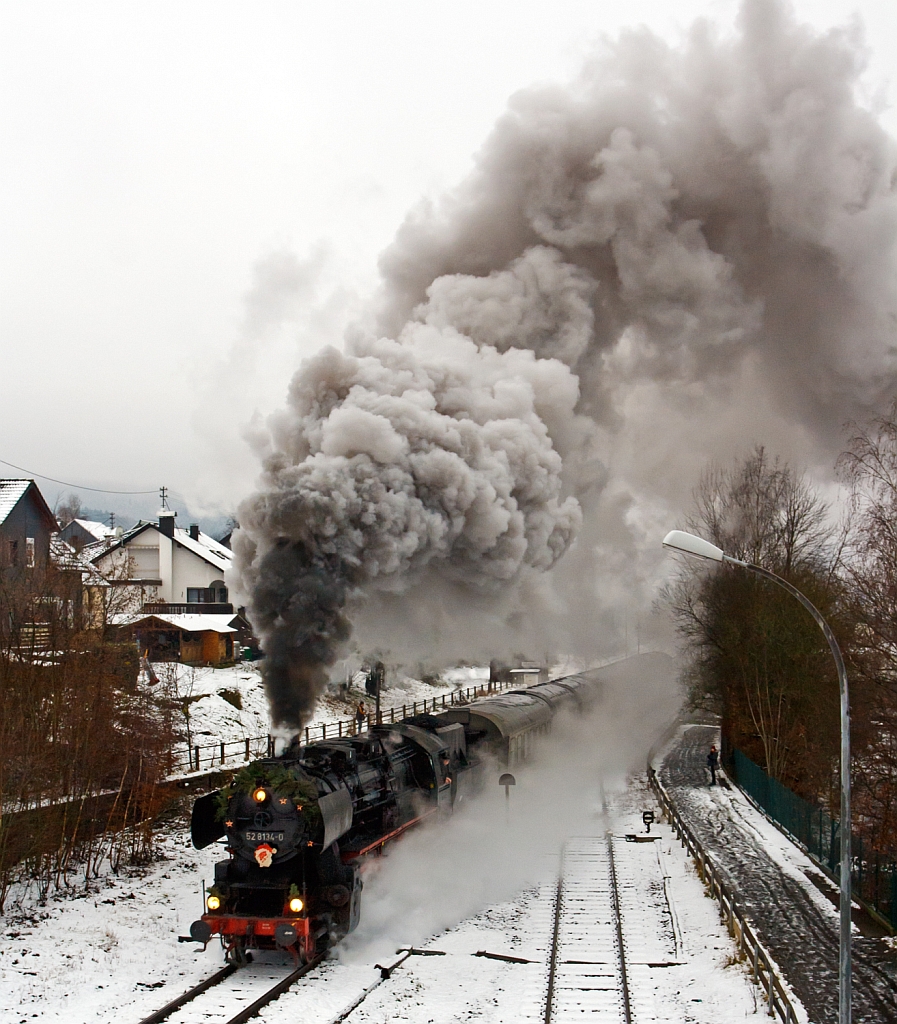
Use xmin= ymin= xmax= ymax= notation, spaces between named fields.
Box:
xmin=234 ymin=0 xmax=897 ymax=730
xmin=339 ymin=654 xmax=678 ymax=961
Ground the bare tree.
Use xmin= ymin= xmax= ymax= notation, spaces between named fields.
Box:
xmin=55 ymin=492 xmax=83 ymax=527
xmin=838 ymin=405 xmax=897 ymax=850
xmin=669 ymin=448 xmax=852 ymax=794
xmin=0 ymin=559 xmax=174 ymax=908
xmin=690 ymin=446 xmax=835 ymax=573
xmin=839 ymin=405 xmax=897 ymax=653
xmin=94 ymin=551 xmax=151 ymax=627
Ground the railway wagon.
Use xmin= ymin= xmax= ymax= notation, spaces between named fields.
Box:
xmin=439 ymin=672 xmax=603 ymax=765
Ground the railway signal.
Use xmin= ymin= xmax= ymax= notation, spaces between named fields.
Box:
xmin=499 ymin=772 xmax=516 ymax=821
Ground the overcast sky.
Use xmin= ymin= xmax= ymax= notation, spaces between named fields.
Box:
xmin=2 ymin=0 xmax=896 ymax=518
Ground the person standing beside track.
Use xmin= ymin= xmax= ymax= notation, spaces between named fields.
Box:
xmin=355 ymin=701 xmax=367 ymax=734
xmin=707 ymin=744 xmax=719 ymax=785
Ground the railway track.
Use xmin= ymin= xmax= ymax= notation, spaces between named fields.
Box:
xmin=134 ymin=946 xmax=443 ymax=1024
xmin=133 ymin=810 xmax=697 ymax=1024
xmin=662 ymin=725 xmax=897 ymax=1023
xmin=135 ymin=953 xmax=325 ymax=1024
xmin=543 ymin=833 xmax=680 ymax=1023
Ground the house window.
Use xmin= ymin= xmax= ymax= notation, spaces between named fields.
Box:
xmin=26 ymin=537 xmax=35 ymax=568
xmin=7 ymin=539 xmax=18 ymax=566
xmin=209 ymin=580 xmax=228 ymax=603
xmin=186 ymin=588 xmax=206 ymax=603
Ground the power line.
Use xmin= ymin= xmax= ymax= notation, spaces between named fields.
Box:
xmin=0 ymin=456 xmax=160 ymax=495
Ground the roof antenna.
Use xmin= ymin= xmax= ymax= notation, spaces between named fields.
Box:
xmin=160 ymin=486 xmax=169 ymax=510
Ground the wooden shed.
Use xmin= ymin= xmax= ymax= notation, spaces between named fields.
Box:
xmin=125 ymin=612 xmax=238 ymax=666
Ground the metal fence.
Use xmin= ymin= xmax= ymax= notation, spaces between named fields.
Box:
xmin=168 ymin=679 xmax=517 ymax=775
xmin=731 ymin=748 xmax=897 ymax=931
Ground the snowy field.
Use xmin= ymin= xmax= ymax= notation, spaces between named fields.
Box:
xmin=156 ymin=662 xmax=489 ymax=768
xmin=1 ymin=712 xmax=794 ymax=1024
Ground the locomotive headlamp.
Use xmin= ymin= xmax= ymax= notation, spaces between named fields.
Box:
xmin=253 ymin=787 xmax=267 ymax=803
xmin=288 ymin=897 xmax=303 ymax=913
xmin=206 ymin=895 xmax=221 ymax=911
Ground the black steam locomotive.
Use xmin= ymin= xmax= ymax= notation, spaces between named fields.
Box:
xmin=188 ymin=670 xmax=603 ymax=963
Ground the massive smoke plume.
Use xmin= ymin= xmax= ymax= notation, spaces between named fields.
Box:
xmin=234 ymin=329 xmax=584 ymax=727
xmin=234 ymin=0 xmax=897 ymax=730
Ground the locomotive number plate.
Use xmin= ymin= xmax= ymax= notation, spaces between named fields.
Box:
xmin=245 ymin=831 xmax=285 ymax=842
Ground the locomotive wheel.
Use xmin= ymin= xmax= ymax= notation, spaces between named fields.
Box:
xmin=322 ymin=884 xmax=351 ymax=907
xmin=301 ymin=934 xmax=316 ymax=963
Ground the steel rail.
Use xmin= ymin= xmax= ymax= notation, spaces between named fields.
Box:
xmin=323 ymin=948 xmax=446 ymax=1024
xmin=543 ymin=837 xmax=633 ymax=1024
xmin=225 ymin=953 xmax=325 ymax=1024
xmin=606 ymin=832 xmax=633 ymax=1024
xmin=542 ymin=847 xmax=566 ymax=1023
xmin=136 ymin=964 xmax=237 ymax=1024
xmin=135 ymin=954 xmax=324 ymax=1024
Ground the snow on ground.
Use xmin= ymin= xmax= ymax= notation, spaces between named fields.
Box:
xmin=1 ymin=766 xmax=787 ymax=1023
xmin=308 ymin=667 xmax=488 ymax=738
xmin=661 ymin=724 xmax=897 ymax=1023
xmin=158 ymin=662 xmax=487 ymax=767
xmin=657 ymin=725 xmax=841 ymax=922
xmin=0 ymin=827 xmax=226 ymax=1024
xmin=277 ymin=779 xmax=777 ymax=1024
xmin=152 ymin=663 xmax=271 ymax=753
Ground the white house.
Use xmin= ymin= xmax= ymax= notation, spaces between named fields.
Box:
xmin=91 ymin=509 xmax=234 ymax=606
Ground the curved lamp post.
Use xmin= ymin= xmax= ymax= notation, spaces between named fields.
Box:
xmin=662 ymin=530 xmax=851 ymax=1024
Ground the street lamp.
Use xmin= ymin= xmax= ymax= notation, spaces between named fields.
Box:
xmin=662 ymin=530 xmax=852 ymax=1024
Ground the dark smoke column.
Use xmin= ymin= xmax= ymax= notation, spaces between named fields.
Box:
xmin=232 ymin=336 xmax=583 ymax=732
xmin=234 ymin=532 xmax=352 ymax=733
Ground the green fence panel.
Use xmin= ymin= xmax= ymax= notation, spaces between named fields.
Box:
xmin=731 ymin=748 xmax=897 ymax=928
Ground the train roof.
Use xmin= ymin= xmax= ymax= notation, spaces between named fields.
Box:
xmin=439 ymin=690 xmax=553 ymax=739
xmin=376 ymin=722 xmax=449 ymax=757
xmin=506 ymin=679 xmax=582 ymax=709
xmin=552 ymin=670 xmax=608 ymax=697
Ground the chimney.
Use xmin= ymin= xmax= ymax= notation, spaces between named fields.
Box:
xmin=158 ymin=509 xmax=176 ymax=538
xmin=189 ymin=523 xmax=200 ymax=541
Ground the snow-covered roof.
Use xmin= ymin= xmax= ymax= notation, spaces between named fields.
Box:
xmin=81 ymin=536 xmax=117 ymax=560
xmin=50 ymin=536 xmax=110 ymax=586
xmin=71 ymin=518 xmax=117 ymax=541
xmin=122 ymin=612 xmax=237 ymax=633
xmin=172 ymin=528 xmax=232 ymax=573
xmin=0 ymin=478 xmax=58 ymax=532
xmin=90 ymin=520 xmax=233 ymax=574
xmin=0 ymin=479 xmax=32 ymax=525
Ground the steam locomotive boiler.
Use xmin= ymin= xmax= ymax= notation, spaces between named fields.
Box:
xmin=188 ymin=670 xmax=603 ymax=964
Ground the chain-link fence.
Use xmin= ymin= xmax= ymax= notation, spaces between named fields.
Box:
xmin=731 ymin=748 xmax=897 ymax=930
